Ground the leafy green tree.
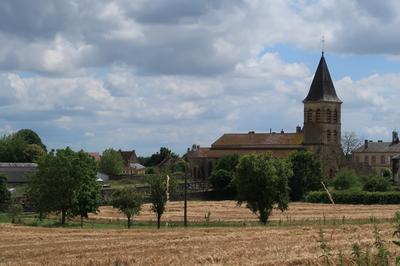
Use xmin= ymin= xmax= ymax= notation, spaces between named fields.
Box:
xmin=208 ymin=154 xmax=240 ymax=192
xmin=141 ymin=147 xmax=179 ymax=167
xmin=209 ymin=169 xmax=232 ymax=191
xmin=71 ymin=151 xmax=101 ymax=227
xmin=99 ymin=148 xmax=124 ymax=175
xmin=24 ymin=144 xmax=46 ymax=162
xmin=288 ymin=151 xmax=323 ymax=201
xmin=27 ymin=147 xmax=100 ymax=225
xmin=0 ymin=130 xmax=46 ymax=163
xmin=0 ymin=134 xmax=28 ymax=162
xmin=0 ymin=174 xmax=11 ymax=211
xmin=148 ymin=175 xmax=169 ymax=229
xmin=215 ymin=154 xmax=240 ymax=172
xmin=333 ymin=168 xmax=360 ymax=190
xmin=235 ymin=153 xmax=291 ymax=224
xmin=15 ymin=129 xmax=47 ymax=151
xmin=363 ymin=175 xmax=391 ymax=192
xmin=8 ymin=202 xmax=23 ymax=224
xmin=111 ymin=187 xmax=142 ymax=228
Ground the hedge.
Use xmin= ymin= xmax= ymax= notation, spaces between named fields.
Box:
xmin=305 ymin=190 xmax=400 ymax=204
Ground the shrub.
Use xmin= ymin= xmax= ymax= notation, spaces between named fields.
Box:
xmin=208 ymin=169 xmax=233 ymax=192
xmin=306 ymin=190 xmax=400 ymax=204
xmin=363 ymin=175 xmax=392 ymax=192
xmin=333 ymin=168 xmax=360 ymax=190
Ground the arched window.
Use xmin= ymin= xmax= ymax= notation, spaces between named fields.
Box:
xmin=316 ymin=109 xmax=321 ymax=122
xmin=333 ymin=130 xmax=338 ymax=143
xmin=307 ymin=109 xmax=313 ymax=122
xmin=333 ymin=109 xmax=338 ymax=123
xmin=327 ymin=130 xmax=331 ymax=142
xmin=327 ymin=109 xmax=331 ymax=123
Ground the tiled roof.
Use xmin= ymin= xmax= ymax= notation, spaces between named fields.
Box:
xmin=211 ymin=133 xmax=304 ymax=148
xmin=88 ymin=152 xmax=101 ymax=161
xmin=119 ymin=150 xmax=138 ymax=165
xmin=186 ymin=147 xmax=301 ymax=159
xmin=353 ymin=142 xmax=400 ymax=153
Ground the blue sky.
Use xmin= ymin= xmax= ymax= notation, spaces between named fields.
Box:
xmin=1 ymin=0 xmax=400 ymax=156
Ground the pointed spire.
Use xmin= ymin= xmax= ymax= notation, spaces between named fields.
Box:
xmin=303 ymin=53 xmax=342 ymax=103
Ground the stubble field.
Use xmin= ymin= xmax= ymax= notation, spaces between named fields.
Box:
xmin=91 ymin=201 xmax=400 ymax=223
xmin=1 ymin=201 xmax=400 ymax=265
xmin=1 ymin=223 xmax=399 ymax=265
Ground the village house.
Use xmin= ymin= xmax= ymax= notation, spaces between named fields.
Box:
xmin=118 ymin=150 xmax=145 ymax=175
xmin=352 ymin=131 xmax=400 ymax=174
xmin=186 ymin=52 xmax=343 ymax=179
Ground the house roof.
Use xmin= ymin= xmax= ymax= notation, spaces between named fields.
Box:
xmin=303 ymin=53 xmax=342 ymax=103
xmin=119 ymin=150 xmax=138 ymax=165
xmin=353 ymin=142 xmax=400 ymax=153
xmin=211 ymin=132 xmax=304 ymax=149
xmin=88 ymin=152 xmax=101 ymax=161
xmin=186 ymin=147 xmax=301 ymax=159
xmin=0 ymin=163 xmax=37 ymax=183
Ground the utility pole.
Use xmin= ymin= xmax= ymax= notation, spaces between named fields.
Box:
xmin=184 ymin=163 xmax=188 ymax=227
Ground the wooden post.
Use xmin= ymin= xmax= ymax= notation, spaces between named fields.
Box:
xmin=184 ymin=165 xmax=188 ymax=227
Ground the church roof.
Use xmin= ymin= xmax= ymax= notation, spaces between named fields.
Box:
xmin=303 ymin=53 xmax=342 ymax=103
xmin=211 ymin=132 xmax=304 ymax=149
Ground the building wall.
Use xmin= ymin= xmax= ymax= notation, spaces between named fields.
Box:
xmin=353 ymin=152 xmax=394 ymax=173
xmin=303 ymin=102 xmax=341 ymax=145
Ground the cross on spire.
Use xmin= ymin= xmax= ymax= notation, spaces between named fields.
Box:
xmin=321 ymin=35 xmax=325 ymax=55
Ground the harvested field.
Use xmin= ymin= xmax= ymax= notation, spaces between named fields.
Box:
xmin=0 ymin=223 xmax=399 ymax=265
xmin=90 ymin=201 xmax=400 ymax=223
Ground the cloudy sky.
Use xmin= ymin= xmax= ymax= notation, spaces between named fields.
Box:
xmin=1 ymin=0 xmax=400 ymax=156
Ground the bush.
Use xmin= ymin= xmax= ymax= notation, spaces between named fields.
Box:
xmin=208 ymin=169 xmax=233 ymax=192
xmin=363 ymin=175 xmax=392 ymax=192
xmin=332 ymin=168 xmax=360 ymax=190
xmin=306 ymin=190 xmax=400 ymax=204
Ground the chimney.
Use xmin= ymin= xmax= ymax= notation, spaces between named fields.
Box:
xmin=296 ymin=125 xmax=301 ymax=133
xmin=393 ymin=131 xmax=399 ymax=144
xmin=364 ymin=139 xmax=368 ymax=149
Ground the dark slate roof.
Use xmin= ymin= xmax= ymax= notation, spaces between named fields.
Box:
xmin=353 ymin=142 xmax=400 ymax=153
xmin=303 ymin=53 xmax=342 ymax=103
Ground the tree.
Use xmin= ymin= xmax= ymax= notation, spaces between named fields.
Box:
xmin=7 ymin=202 xmax=23 ymax=224
xmin=111 ymin=187 xmax=142 ymax=228
xmin=27 ymin=147 xmax=100 ymax=225
xmin=235 ymin=153 xmax=291 ymax=224
xmin=209 ymin=169 xmax=232 ymax=191
xmin=341 ymin=131 xmax=362 ymax=159
xmin=140 ymin=147 xmax=179 ymax=167
xmin=208 ymin=154 xmax=240 ymax=192
xmin=71 ymin=151 xmax=101 ymax=227
xmin=215 ymin=154 xmax=240 ymax=172
xmin=288 ymin=151 xmax=322 ymax=201
xmin=332 ymin=168 xmax=360 ymax=190
xmin=0 ymin=131 xmax=46 ymax=163
xmin=15 ymin=129 xmax=47 ymax=151
xmin=363 ymin=175 xmax=391 ymax=192
xmin=0 ymin=174 xmax=11 ymax=211
xmin=98 ymin=149 xmax=124 ymax=175
xmin=148 ymin=175 xmax=169 ymax=229
xmin=24 ymin=144 xmax=46 ymax=162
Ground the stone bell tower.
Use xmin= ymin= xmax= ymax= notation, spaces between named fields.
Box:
xmin=303 ymin=52 xmax=342 ymax=146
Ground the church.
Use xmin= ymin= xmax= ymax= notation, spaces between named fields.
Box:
xmin=186 ymin=52 xmax=343 ymax=179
